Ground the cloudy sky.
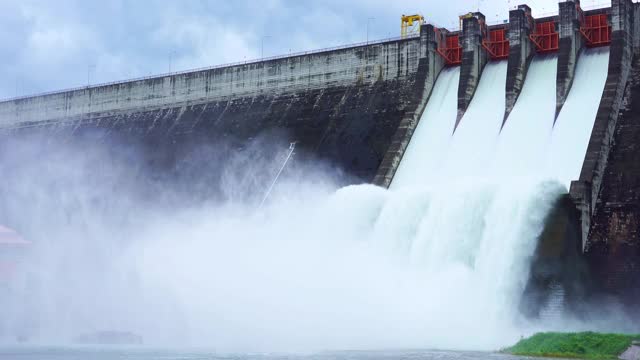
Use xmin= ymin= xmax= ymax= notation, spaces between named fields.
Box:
xmin=0 ymin=0 xmax=611 ymax=99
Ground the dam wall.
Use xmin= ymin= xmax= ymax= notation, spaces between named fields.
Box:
xmin=567 ymin=0 xmax=640 ymax=305
xmin=569 ymin=0 xmax=640 ymax=304
xmin=0 ymin=37 xmax=422 ymax=127
xmin=0 ymin=33 xmax=436 ymax=188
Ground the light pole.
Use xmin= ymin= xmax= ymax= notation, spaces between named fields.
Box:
xmin=261 ymin=35 xmax=272 ymax=59
xmin=87 ymin=64 xmax=96 ymax=87
xmin=169 ymin=50 xmax=177 ymax=73
xmin=367 ymin=17 xmax=375 ymax=43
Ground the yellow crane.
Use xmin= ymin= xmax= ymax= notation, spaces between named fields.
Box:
xmin=401 ymin=14 xmax=424 ymax=38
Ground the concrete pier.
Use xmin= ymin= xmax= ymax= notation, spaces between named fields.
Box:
xmin=456 ymin=12 xmax=488 ymax=130
xmin=504 ymin=5 xmax=534 ymax=126
xmin=570 ymin=0 xmax=638 ymax=304
xmin=373 ymin=24 xmax=445 ymax=188
xmin=556 ymin=0 xmax=584 ymax=121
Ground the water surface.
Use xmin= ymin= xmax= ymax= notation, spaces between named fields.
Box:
xmin=0 ymin=347 xmax=559 ymax=360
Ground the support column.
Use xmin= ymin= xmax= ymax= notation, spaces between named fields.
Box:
xmin=570 ymin=0 xmax=634 ymax=250
xmin=373 ymin=24 xmax=445 ymax=188
xmin=504 ymin=5 xmax=534 ymax=127
xmin=556 ymin=0 xmax=584 ymax=121
xmin=455 ymin=12 xmax=487 ymax=131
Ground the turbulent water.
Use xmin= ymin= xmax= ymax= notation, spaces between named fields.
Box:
xmin=0 ymin=347 xmax=559 ymax=360
xmin=0 ymin=49 xmax=616 ymax=353
xmin=548 ymin=47 xmax=610 ymax=188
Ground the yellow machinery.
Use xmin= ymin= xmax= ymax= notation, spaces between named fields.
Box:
xmin=459 ymin=12 xmax=475 ymax=30
xmin=401 ymin=14 xmax=424 ymax=38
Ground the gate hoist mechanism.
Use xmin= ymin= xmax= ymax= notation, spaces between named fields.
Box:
xmin=401 ymin=14 xmax=424 ymax=38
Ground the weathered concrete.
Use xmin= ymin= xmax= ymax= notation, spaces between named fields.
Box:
xmin=570 ymin=0 xmax=640 ymax=306
xmin=583 ymin=54 xmax=640 ymax=305
xmin=456 ymin=12 xmax=488 ymax=130
xmin=0 ymin=38 xmax=422 ymax=128
xmin=570 ymin=0 xmax=634 ymax=249
xmin=520 ymin=194 xmax=588 ymax=319
xmin=0 ymin=33 xmax=433 ymax=196
xmin=556 ymin=0 xmax=584 ymax=121
xmin=504 ymin=5 xmax=534 ymax=126
xmin=373 ymin=25 xmax=445 ymax=188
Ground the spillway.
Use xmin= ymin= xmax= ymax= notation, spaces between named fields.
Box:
xmin=548 ymin=47 xmax=610 ymax=188
xmin=378 ymin=49 xmax=609 ymax=345
xmin=439 ymin=61 xmax=508 ymax=183
xmin=390 ymin=68 xmax=460 ymax=189
xmin=493 ymin=55 xmax=558 ymax=179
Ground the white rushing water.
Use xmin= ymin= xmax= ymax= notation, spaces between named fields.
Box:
xmin=391 ymin=67 xmax=460 ymax=189
xmin=439 ymin=61 xmax=508 ymax=183
xmin=1 ymin=50 xmax=614 ymax=351
xmin=128 ymin=181 xmax=565 ymax=351
xmin=548 ymin=47 xmax=610 ymax=188
xmin=492 ymin=55 xmax=558 ymax=180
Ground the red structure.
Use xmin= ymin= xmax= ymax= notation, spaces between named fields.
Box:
xmin=580 ymin=14 xmax=611 ymax=47
xmin=437 ymin=33 xmax=462 ymax=66
xmin=529 ymin=21 xmax=559 ymax=53
xmin=482 ymin=28 xmax=510 ymax=60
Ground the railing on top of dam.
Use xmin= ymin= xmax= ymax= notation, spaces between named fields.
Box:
xmin=509 ymin=1 xmax=612 ymax=18
xmin=1 ymin=34 xmax=420 ymax=104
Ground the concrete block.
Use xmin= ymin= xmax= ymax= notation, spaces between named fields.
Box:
xmin=556 ymin=0 xmax=584 ymax=121
xmin=456 ymin=12 xmax=488 ymax=131
xmin=504 ymin=5 xmax=534 ymax=126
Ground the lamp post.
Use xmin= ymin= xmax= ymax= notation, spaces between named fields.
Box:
xmin=261 ymin=35 xmax=272 ymax=59
xmin=367 ymin=17 xmax=376 ymax=43
xmin=169 ymin=50 xmax=177 ymax=73
xmin=87 ymin=64 xmax=96 ymax=87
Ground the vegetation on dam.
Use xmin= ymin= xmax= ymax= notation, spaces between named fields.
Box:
xmin=504 ymin=332 xmax=640 ymax=359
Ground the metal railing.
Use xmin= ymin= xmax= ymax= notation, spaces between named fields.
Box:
xmin=2 ymin=34 xmax=419 ymax=103
xmin=486 ymin=19 xmax=510 ymax=26
xmin=581 ymin=2 xmax=612 ymax=11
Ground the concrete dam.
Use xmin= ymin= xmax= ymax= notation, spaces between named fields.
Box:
xmin=1 ymin=0 xmax=640 ymax=345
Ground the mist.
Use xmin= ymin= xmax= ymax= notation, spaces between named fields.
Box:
xmin=0 ymin=132 xmax=636 ymax=353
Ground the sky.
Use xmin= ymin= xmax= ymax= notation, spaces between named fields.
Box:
xmin=0 ymin=0 xmax=612 ymax=100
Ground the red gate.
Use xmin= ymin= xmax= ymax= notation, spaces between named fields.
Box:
xmin=437 ymin=34 xmax=462 ymax=66
xmin=580 ymin=14 xmax=611 ymax=47
xmin=529 ymin=21 xmax=559 ymax=53
xmin=482 ymin=28 xmax=510 ymax=60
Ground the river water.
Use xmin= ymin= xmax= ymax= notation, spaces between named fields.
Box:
xmin=0 ymin=347 xmax=557 ymax=360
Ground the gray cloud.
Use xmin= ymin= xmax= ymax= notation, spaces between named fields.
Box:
xmin=0 ymin=0 xmax=607 ymax=99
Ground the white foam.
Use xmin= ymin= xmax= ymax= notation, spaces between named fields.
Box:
xmin=548 ymin=47 xmax=610 ymax=188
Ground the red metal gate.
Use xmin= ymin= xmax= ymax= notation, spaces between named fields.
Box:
xmin=529 ymin=21 xmax=559 ymax=53
xmin=437 ymin=34 xmax=462 ymax=66
xmin=580 ymin=14 xmax=611 ymax=47
xmin=482 ymin=28 xmax=510 ymax=60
